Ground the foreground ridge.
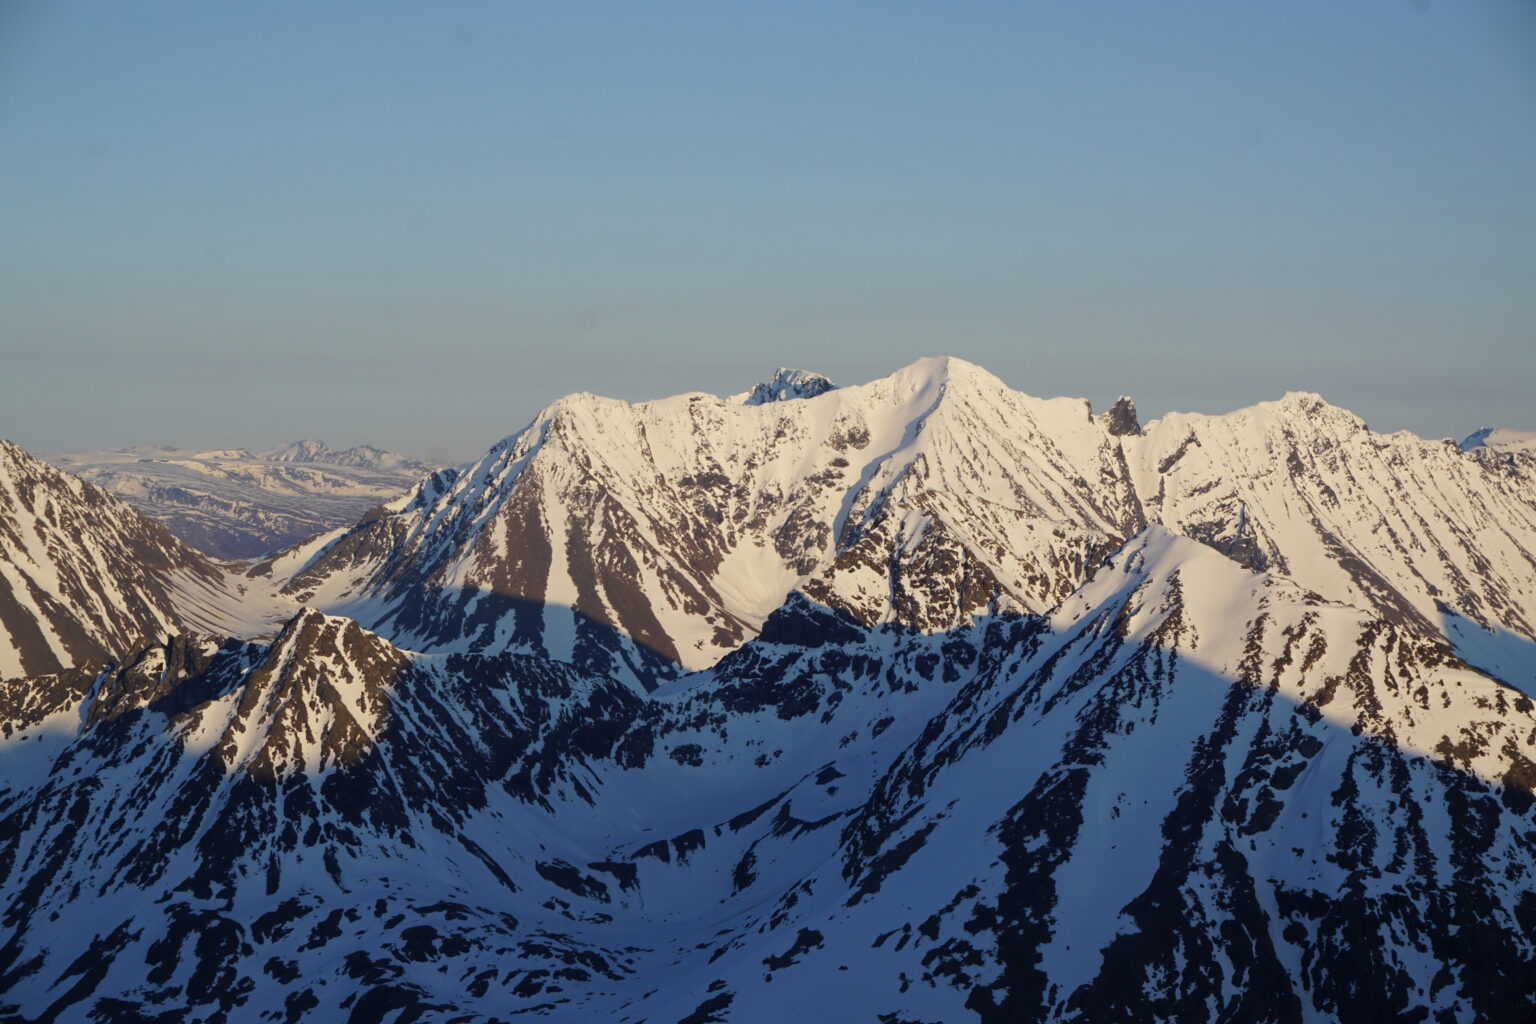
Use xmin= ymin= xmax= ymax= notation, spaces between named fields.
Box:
xmin=1 ymin=530 xmax=1532 ymax=1020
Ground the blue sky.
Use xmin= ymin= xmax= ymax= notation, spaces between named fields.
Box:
xmin=2 ymin=1 xmax=1532 ymax=461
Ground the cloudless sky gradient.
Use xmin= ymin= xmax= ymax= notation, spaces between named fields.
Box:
xmin=2 ymin=0 xmax=1533 ymax=461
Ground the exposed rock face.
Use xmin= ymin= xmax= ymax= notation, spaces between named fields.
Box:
xmin=44 ymin=441 xmax=436 ymax=558
xmin=2 ymin=359 xmax=1534 ymax=1022
xmin=1103 ymin=394 xmax=1141 ymax=436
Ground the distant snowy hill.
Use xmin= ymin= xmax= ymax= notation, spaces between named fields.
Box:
xmin=45 ymin=440 xmax=437 ymax=558
xmin=2 ymin=360 xmax=1534 ymax=1022
xmin=1461 ymin=426 xmax=1536 ymax=458
xmin=257 ymin=439 xmax=427 ymax=471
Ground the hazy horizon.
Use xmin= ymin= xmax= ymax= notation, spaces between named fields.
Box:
xmin=4 ymin=1 xmax=1533 ymax=462
xmin=19 ymin=356 xmax=1528 ymax=467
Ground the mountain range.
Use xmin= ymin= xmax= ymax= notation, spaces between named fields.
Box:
xmin=2 ymin=357 xmax=1533 ymax=1022
xmin=43 ymin=441 xmax=436 ymax=559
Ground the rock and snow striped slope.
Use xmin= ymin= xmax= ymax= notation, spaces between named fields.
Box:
xmin=276 ymin=358 xmax=1536 ymax=693
xmin=0 ymin=439 xmax=239 ymax=678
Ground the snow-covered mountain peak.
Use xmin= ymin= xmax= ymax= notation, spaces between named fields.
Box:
xmin=1065 ymin=526 xmax=1309 ymax=652
xmin=258 ymin=439 xmax=416 ymax=470
xmin=1093 ymin=523 xmax=1231 ymax=583
xmin=1 ymin=438 xmax=90 ymax=511
xmin=256 ymin=358 xmax=1536 ymax=695
xmin=2 ymin=437 xmax=61 ymax=479
xmin=730 ymin=356 xmax=1010 ymax=409
xmin=1272 ymin=389 xmax=1371 ymax=428
xmin=195 ymin=606 xmax=412 ymax=781
xmin=188 ymin=447 xmax=255 ymax=461
xmin=260 ymin=439 xmax=335 ymax=462
xmin=273 ymin=603 xmax=328 ymax=635
xmin=739 ymin=367 xmax=837 ymax=405
xmin=1145 ymin=389 xmax=1369 ymax=447
xmin=1461 ymin=426 xmax=1536 ymax=454
xmin=874 ymin=354 xmax=998 ymax=394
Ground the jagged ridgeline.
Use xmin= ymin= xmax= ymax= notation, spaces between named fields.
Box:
xmin=2 ymin=358 xmax=1534 ymax=1022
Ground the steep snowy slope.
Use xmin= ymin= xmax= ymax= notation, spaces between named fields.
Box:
xmin=273 ymin=360 xmax=1140 ymax=690
xmin=277 ymin=359 xmax=1536 ymax=692
xmin=0 ymin=440 xmax=243 ymax=677
xmin=1130 ymin=397 xmax=1536 ymax=643
xmin=2 ymin=530 xmax=1531 ymax=1022
xmin=46 ymin=441 xmax=436 ymax=558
